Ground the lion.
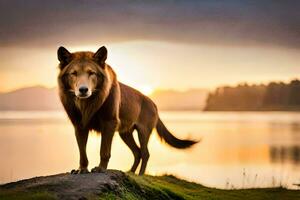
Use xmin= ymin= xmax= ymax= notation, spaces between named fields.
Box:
xmin=57 ymin=46 xmax=198 ymax=175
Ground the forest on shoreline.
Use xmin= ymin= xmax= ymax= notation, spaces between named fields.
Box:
xmin=205 ymin=79 xmax=300 ymax=111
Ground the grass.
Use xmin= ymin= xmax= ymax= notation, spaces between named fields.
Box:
xmin=0 ymin=190 xmax=56 ymax=200
xmin=100 ymin=174 xmax=300 ymax=200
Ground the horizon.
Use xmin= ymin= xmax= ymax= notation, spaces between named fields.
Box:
xmin=1 ymin=76 xmax=299 ymax=95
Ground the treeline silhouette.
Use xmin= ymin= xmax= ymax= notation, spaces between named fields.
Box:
xmin=205 ymin=79 xmax=300 ymax=111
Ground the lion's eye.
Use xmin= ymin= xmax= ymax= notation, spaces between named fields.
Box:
xmin=70 ymin=71 xmax=77 ymax=76
xmin=88 ymin=71 xmax=96 ymax=76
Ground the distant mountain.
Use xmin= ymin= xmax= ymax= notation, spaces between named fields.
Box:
xmin=0 ymin=86 xmax=62 ymax=110
xmin=0 ymin=86 xmax=208 ymax=111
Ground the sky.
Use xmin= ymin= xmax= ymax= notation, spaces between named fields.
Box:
xmin=0 ymin=0 xmax=299 ymax=92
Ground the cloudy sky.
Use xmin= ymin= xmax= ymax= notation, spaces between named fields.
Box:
xmin=0 ymin=0 xmax=299 ymax=92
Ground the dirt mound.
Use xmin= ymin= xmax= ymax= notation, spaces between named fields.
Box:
xmin=1 ymin=170 xmax=126 ymax=200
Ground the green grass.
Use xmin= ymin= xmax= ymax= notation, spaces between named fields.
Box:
xmin=100 ymin=174 xmax=300 ymax=200
xmin=0 ymin=190 xmax=56 ymax=200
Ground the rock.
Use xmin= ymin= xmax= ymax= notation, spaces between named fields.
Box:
xmin=1 ymin=170 xmax=126 ymax=200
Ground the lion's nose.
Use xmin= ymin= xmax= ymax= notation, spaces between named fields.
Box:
xmin=79 ymin=86 xmax=88 ymax=94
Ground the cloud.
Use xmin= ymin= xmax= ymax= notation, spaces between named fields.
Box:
xmin=0 ymin=0 xmax=299 ymax=49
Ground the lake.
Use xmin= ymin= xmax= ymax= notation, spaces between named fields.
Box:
xmin=0 ymin=111 xmax=300 ymax=189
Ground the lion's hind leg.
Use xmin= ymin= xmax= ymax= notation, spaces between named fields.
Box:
xmin=136 ymin=125 xmax=152 ymax=175
xmin=119 ymin=128 xmax=141 ymax=173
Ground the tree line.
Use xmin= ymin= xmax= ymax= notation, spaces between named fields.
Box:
xmin=204 ymin=79 xmax=300 ymax=111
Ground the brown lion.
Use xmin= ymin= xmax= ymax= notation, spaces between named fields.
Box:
xmin=57 ymin=46 xmax=198 ymax=175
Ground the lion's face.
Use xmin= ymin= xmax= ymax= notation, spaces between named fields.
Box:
xmin=57 ymin=46 xmax=107 ymax=99
xmin=64 ymin=61 xmax=102 ymax=98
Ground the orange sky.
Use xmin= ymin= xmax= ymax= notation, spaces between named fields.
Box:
xmin=0 ymin=41 xmax=299 ymax=93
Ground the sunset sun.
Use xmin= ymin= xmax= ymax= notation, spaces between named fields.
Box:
xmin=137 ymin=85 xmax=154 ymax=96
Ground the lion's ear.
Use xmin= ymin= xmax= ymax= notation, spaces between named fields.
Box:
xmin=57 ymin=46 xmax=72 ymax=69
xmin=93 ymin=46 xmax=107 ymax=67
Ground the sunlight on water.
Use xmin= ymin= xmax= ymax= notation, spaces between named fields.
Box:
xmin=0 ymin=111 xmax=300 ymax=189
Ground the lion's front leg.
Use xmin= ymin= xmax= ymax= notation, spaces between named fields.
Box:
xmin=71 ymin=127 xmax=89 ymax=174
xmin=92 ymin=121 xmax=117 ymax=173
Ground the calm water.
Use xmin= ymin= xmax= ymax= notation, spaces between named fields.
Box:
xmin=1 ymin=111 xmax=300 ymax=189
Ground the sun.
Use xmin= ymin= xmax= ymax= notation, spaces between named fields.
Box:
xmin=138 ymin=85 xmax=154 ymax=96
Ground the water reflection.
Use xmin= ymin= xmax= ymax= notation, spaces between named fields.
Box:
xmin=270 ymin=146 xmax=300 ymax=164
xmin=0 ymin=111 xmax=300 ymax=189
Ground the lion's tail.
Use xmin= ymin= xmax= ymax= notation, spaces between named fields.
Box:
xmin=156 ymin=117 xmax=198 ymax=149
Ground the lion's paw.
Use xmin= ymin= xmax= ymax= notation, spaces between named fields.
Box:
xmin=91 ymin=166 xmax=106 ymax=173
xmin=70 ymin=168 xmax=89 ymax=174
